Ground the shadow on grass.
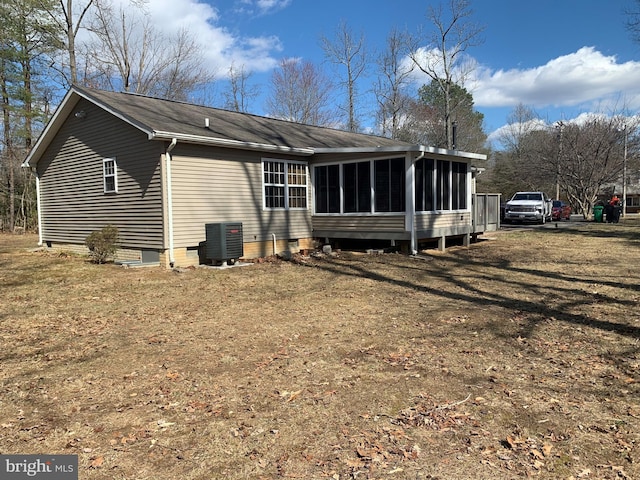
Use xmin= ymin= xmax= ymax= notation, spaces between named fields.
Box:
xmin=538 ymin=217 xmax=640 ymax=246
xmin=300 ymin=243 xmax=640 ymax=341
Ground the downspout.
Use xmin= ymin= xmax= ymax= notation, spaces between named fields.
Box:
xmin=165 ymin=138 xmax=177 ymax=267
xmin=408 ymin=150 xmax=425 ymax=255
xmin=272 ymin=233 xmax=277 ymax=256
xmin=35 ymin=170 xmax=43 ymax=246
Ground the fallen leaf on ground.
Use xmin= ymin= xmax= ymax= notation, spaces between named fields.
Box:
xmin=286 ymin=390 xmax=303 ymax=402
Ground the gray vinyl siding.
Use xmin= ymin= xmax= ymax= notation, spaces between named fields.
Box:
xmin=312 ymin=215 xmax=407 ymax=240
xmin=37 ymin=99 xmax=165 ymax=248
xmin=415 ymin=212 xmax=472 ymax=238
xmin=414 ymin=212 xmax=471 ymax=230
xmin=313 ymin=212 xmax=473 ymax=240
xmin=170 ymin=144 xmax=312 ymax=247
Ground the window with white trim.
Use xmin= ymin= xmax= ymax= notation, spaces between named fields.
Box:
xmin=314 ymin=157 xmax=405 ymax=214
xmin=415 ymin=158 xmax=467 ymax=211
xmin=451 ymin=161 xmax=467 ymax=210
xmin=103 ymin=158 xmax=118 ymax=193
xmin=262 ymin=159 xmax=308 ymax=209
xmin=314 ymin=164 xmax=341 ymax=213
xmin=374 ymin=158 xmax=405 ymax=212
xmin=436 ymin=159 xmax=451 ymax=210
xmin=343 ymin=161 xmax=371 ymax=213
xmin=415 ymin=158 xmax=434 ymax=211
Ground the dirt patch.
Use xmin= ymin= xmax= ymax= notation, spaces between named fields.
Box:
xmin=1 ymin=220 xmax=639 ymax=479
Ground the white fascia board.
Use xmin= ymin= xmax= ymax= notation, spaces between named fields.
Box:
xmin=414 ymin=145 xmax=487 ymax=161
xmin=313 ymin=144 xmax=487 ymax=161
xmin=312 ymin=145 xmax=421 ymax=154
xmin=151 ymin=131 xmax=315 ymax=156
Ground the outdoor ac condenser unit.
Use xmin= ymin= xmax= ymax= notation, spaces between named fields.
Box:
xmin=205 ymin=222 xmax=243 ymax=264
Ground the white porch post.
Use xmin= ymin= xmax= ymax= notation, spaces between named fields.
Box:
xmin=405 ymin=152 xmax=417 ymax=254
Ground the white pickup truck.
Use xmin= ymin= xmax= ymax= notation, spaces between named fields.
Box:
xmin=504 ymin=191 xmax=553 ymax=224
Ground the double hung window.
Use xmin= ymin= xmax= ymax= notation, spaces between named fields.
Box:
xmin=263 ymin=159 xmax=308 ymax=209
xmin=103 ymin=158 xmax=118 ymax=193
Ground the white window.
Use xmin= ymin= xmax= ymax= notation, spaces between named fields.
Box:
xmin=263 ymin=159 xmax=308 ymax=209
xmin=103 ymin=158 xmax=118 ymax=193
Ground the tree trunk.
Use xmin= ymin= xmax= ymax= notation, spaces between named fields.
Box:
xmin=66 ymin=0 xmax=77 ymax=84
xmin=1 ymin=58 xmax=15 ymax=231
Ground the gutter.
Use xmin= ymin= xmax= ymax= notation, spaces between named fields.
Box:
xmin=165 ymin=138 xmax=177 ymax=267
xmin=151 ymin=131 xmax=315 ymax=156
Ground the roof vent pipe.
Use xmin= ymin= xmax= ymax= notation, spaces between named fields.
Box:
xmin=205 ymin=118 xmax=210 ymax=129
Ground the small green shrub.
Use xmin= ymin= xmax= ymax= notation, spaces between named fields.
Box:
xmin=85 ymin=225 xmax=119 ymax=264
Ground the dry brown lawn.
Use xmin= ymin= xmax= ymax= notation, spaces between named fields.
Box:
xmin=1 ymin=220 xmax=640 ymax=479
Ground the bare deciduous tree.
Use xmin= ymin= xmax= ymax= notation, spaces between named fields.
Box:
xmin=488 ymin=103 xmax=639 ymax=218
xmin=320 ymin=20 xmax=367 ymax=132
xmin=222 ymin=63 xmax=259 ymax=113
xmin=266 ymin=58 xmax=336 ymax=126
xmin=548 ymin=115 xmax=639 ymax=218
xmin=497 ymin=104 xmax=542 ymax=154
xmin=373 ymin=28 xmax=414 ymax=139
xmin=407 ymin=0 xmax=484 ymax=149
xmin=86 ymin=0 xmax=213 ymax=100
xmin=40 ymin=0 xmax=95 ymax=86
xmin=488 ymin=104 xmax=549 ymax=196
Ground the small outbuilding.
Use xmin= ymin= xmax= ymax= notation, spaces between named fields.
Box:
xmin=22 ymin=86 xmax=492 ymax=267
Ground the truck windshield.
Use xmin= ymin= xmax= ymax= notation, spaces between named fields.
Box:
xmin=512 ymin=193 xmax=541 ymax=201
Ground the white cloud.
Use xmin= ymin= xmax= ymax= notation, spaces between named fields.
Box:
xmin=486 ymin=118 xmax=549 ymax=147
xmin=236 ymin=0 xmax=292 ymax=15
xmin=92 ymin=0 xmax=284 ymax=77
xmin=255 ymin=0 xmax=292 ymax=13
xmin=471 ymin=47 xmax=640 ymax=110
xmin=406 ymin=47 xmax=478 ymax=85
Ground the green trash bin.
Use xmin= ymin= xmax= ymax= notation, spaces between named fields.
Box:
xmin=593 ymin=204 xmax=604 ymax=222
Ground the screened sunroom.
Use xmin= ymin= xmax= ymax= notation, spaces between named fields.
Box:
xmin=310 ymin=147 xmax=485 ymax=253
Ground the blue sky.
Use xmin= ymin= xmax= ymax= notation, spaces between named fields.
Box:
xmin=122 ymin=0 xmax=640 ymax=145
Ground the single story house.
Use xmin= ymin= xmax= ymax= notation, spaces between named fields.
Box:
xmin=22 ymin=86 xmax=493 ymax=268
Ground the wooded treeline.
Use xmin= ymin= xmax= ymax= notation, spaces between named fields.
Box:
xmin=1 ymin=0 xmax=637 ymax=232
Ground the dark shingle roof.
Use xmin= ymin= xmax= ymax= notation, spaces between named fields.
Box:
xmin=24 ymin=86 xmax=487 ymax=168
xmin=80 ymin=87 xmax=413 ymax=150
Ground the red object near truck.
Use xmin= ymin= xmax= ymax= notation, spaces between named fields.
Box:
xmin=551 ymin=200 xmax=571 ymax=221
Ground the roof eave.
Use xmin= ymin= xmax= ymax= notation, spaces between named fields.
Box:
xmin=314 ymin=144 xmax=487 ymax=161
xmin=313 ymin=145 xmax=421 ymax=154
xmin=151 ymin=131 xmax=315 ymax=156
